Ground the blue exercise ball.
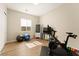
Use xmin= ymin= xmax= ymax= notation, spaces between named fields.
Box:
xmin=23 ymin=32 xmax=30 ymax=41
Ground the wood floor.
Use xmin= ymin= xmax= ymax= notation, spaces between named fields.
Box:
xmin=0 ymin=39 xmax=48 ymax=56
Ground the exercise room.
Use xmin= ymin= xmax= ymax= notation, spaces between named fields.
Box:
xmin=0 ymin=3 xmax=79 ymax=56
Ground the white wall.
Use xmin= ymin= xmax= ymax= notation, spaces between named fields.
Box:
xmin=40 ymin=4 xmax=79 ymax=49
xmin=7 ymin=9 xmax=39 ymax=42
xmin=0 ymin=4 xmax=7 ymax=51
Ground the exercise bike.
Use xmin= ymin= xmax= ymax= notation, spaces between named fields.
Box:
xmin=48 ymin=30 xmax=77 ymax=56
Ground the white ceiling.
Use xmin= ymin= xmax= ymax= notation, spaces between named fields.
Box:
xmin=6 ymin=3 xmax=62 ymax=16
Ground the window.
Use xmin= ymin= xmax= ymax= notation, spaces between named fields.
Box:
xmin=21 ymin=18 xmax=27 ymax=26
xmin=21 ymin=18 xmax=32 ymax=31
xmin=21 ymin=18 xmax=32 ymax=27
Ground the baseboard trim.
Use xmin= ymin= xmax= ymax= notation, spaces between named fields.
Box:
xmin=6 ymin=40 xmax=16 ymax=44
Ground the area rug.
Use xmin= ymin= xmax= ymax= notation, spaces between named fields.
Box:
xmin=33 ymin=41 xmax=42 ymax=45
xmin=26 ymin=41 xmax=42 ymax=48
xmin=26 ymin=43 xmax=37 ymax=48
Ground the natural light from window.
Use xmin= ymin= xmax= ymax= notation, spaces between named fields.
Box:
xmin=21 ymin=18 xmax=32 ymax=27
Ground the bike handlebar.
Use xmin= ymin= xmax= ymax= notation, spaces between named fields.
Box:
xmin=66 ymin=32 xmax=77 ymax=39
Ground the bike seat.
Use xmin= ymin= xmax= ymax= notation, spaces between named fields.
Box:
xmin=66 ymin=32 xmax=73 ymax=35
